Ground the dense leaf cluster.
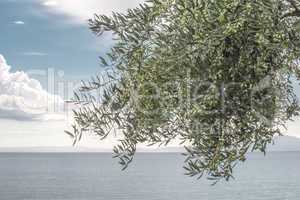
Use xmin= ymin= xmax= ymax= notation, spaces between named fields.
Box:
xmin=67 ymin=0 xmax=300 ymax=182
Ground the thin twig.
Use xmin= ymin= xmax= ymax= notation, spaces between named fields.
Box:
xmin=283 ymin=0 xmax=300 ymax=18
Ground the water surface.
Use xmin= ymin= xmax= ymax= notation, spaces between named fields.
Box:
xmin=0 ymin=152 xmax=299 ymax=200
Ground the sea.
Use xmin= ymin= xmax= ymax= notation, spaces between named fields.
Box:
xmin=0 ymin=152 xmax=299 ymax=200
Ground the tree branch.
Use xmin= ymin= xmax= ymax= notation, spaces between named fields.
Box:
xmin=282 ymin=10 xmax=300 ymax=18
xmin=283 ymin=0 xmax=300 ymax=18
xmin=286 ymin=0 xmax=300 ymax=11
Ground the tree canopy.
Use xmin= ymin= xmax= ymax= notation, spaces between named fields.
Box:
xmin=67 ymin=0 xmax=300 ymax=182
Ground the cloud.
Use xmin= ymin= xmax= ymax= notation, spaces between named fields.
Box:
xmin=42 ymin=0 xmax=58 ymax=7
xmin=14 ymin=21 xmax=25 ymax=25
xmin=23 ymin=52 xmax=48 ymax=56
xmin=41 ymin=0 xmax=144 ymax=24
xmin=0 ymin=54 xmax=64 ymax=121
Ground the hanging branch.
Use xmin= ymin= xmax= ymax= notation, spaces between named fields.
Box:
xmin=283 ymin=0 xmax=300 ymax=18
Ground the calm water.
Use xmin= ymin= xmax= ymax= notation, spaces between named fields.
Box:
xmin=0 ymin=152 xmax=299 ymax=200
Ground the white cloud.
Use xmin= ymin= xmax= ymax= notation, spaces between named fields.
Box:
xmin=41 ymin=0 xmax=144 ymax=24
xmin=0 ymin=54 xmax=64 ymax=121
xmin=284 ymin=117 xmax=300 ymax=138
xmin=42 ymin=0 xmax=58 ymax=7
xmin=23 ymin=52 xmax=48 ymax=56
xmin=14 ymin=21 xmax=25 ymax=25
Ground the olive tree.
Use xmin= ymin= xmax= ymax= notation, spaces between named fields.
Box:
xmin=66 ymin=0 xmax=300 ymax=182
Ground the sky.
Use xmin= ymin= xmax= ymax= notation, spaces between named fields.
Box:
xmin=0 ymin=0 xmax=300 ymax=150
xmin=0 ymin=0 xmax=143 ymax=149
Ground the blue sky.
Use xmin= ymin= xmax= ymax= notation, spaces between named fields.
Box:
xmin=0 ymin=0 xmax=143 ymax=149
xmin=0 ymin=0 xmax=113 ymax=79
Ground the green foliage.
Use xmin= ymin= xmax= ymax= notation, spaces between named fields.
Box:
xmin=67 ymin=0 xmax=300 ymax=183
